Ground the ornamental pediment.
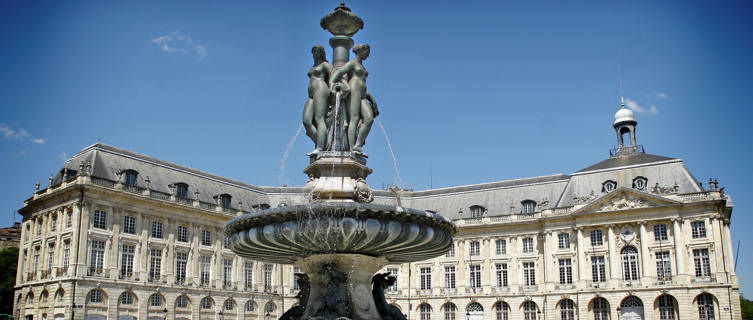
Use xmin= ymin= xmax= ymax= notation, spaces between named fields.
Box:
xmin=573 ymin=187 xmax=680 ymax=214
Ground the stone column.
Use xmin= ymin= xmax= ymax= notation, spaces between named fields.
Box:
xmin=607 ymin=225 xmax=618 ymax=283
xmin=74 ymin=202 xmax=90 ymax=277
xmin=543 ymin=231 xmax=552 ymax=287
xmin=638 ymin=222 xmax=650 ymax=280
xmin=671 ymin=218 xmax=685 ymax=275
xmin=723 ymin=219 xmax=735 ymax=277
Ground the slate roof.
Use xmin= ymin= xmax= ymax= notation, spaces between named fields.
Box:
xmin=576 ymin=153 xmax=677 ymax=173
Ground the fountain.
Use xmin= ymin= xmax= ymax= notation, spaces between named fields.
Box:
xmin=226 ymin=4 xmax=457 ymax=320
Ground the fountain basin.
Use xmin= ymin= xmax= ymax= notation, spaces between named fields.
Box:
xmin=226 ymin=202 xmax=457 ymax=264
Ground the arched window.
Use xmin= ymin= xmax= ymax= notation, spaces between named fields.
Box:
xmin=559 ymin=299 xmax=575 ymax=320
xmin=621 ymin=246 xmax=640 ymax=281
xmin=657 ymin=294 xmax=676 ymax=320
xmin=620 ymin=296 xmax=644 ymax=320
xmin=40 ymin=290 xmax=48 ymax=303
xmin=224 ymin=299 xmax=236 ymax=311
xmin=120 ymin=291 xmax=135 ymax=305
xmin=265 ymin=302 xmax=277 ymax=314
xmin=55 ymin=289 xmax=65 ymax=302
xmin=149 ymin=293 xmax=163 ymax=307
xmin=466 ymin=302 xmax=483 ymax=320
xmin=494 ymin=301 xmax=509 ymax=320
xmin=470 ymin=205 xmax=485 ymax=218
xmin=419 ymin=304 xmax=432 ymax=320
xmin=602 ymin=180 xmax=617 ymax=193
xmin=88 ymin=289 xmax=104 ymax=304
xmin=443 ymin=303 xmax=456 ymax=320
xmin=591 ymin=297 xmax=609 ymax=320
xmin=246 ymin=300 xmax=256 ymax=312
xmin=521 ymin=200 xmax=536 ymax=214
xmin=200 ymin=297 xmax=214 ymax=310
xmin=697 ymin=293 xmax=715 ymax=320
xmin=176 ymin=295 xmax=189 ymax=309
xmin=26 ymin=292 xmax=34 ymax=304
xmin=522 ymin=301 xmax=538 ymax=320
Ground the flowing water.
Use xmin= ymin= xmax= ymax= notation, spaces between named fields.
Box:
xmin=377 ymin=118 xmax=403 ymax=188
xmin=278 ymin=124 xmax=304 ymax=183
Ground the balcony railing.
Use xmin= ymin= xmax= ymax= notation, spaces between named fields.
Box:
xmin=609 ymin=145 xmax=644 ymax=157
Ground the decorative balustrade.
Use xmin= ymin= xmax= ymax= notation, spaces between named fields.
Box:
xmin=91 ymin=177 xmax=115 ymax=188
xmin=150 ymin=191 xmax=171 ymax=201
xmin=680 ymin=192 xmax=712 ymax=201
xmin=123 ymin=184 xmax=145 ymax=194
xmin=552 ymin=206 xmax=573 ymax=214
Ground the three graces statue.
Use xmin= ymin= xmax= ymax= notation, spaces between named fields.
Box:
xmin=302 ymin=43 xmax=378 ymax=155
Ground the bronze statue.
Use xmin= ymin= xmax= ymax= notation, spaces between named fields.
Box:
xmin=330 ymin=44 xmax=377 ymax=153
xmin=302 ymin=45 xmax=333 ymax=154
xmin=371 ymin=272 xmax=406 ymax=320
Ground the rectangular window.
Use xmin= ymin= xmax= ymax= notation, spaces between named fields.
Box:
xmin=245 ymin=260 xmax=254 ymax=289
xmin=149 ymin=248 xmax=162 ymax=281
xmin=62 ymin=241 xmax=70 ymax=270
xmin=523 ymin=262 xmax=536 ymax=286
xmin=522 ymin=237 xmax=534 ymax=253
xmin=123 ymin=216 xmax=136 ymax=235
xmin=655 ymin=251 xmax=672 ymax=281
xmin=420 ymin=267 xmax=432 ymax=290
xmin=93 ymin=210 xmax=107 ymax=229
xmin=66 ymin=212 xmax=72 ymax=228
xmin=264 ymin=264 xmax=273 ymax=290
xmin=177 ymin=225 xmax=188 ymax=242
xmin=495 ymin=263 xmax=508 ymax=287
xmin=37 ymin=220 xmax=42 ymax=236
xmin=200 ymin=256 xmax=211 ymax=286
xmin=693 ymin=248 xmax=712 ymax=278
xmin=46 ymin=245 xmax=55 ymax=274
xmin=692 ymin=221 xmax=707 ymax=239
xmin=469 ymin=265 xmax=481 ymax=288
xmin=558 ymin=233 xmax=570 ymax=249
xmin=444 ymin=266 xmax=456 ymax=289
xmin=151 ymin=221 xmax=163 ymax=239
xmin=495 ymin=239 xmax=507 ymax=255
xmin=202 ymin=230 xmax=212 ymax=246
xmin=293 ymin=266 xmax=301 ymax=290
xmin=387 ymin=268 xmax=399 ymax=292
xmin=591 ymin=256 xmax=606 ymax=283
xmin=445 ymin=243 xmax=455 ymax=257
xmin=590 ymin=230 xmax=603 ymax=246
xmin=176 ymin=252 xmax=187 ymax=283
xmin=223 ymin=237 xmax=231 ymax=249
xmin=469 ymin=241 xmax=480 ymax=256
xmin=50 ymin=216 xmax=57 ymax=232
xmin=654 ymin=224 xmax=668 ymax=241
xmin=558 ymin=258 xmax=572 ymax=284
xmin=89 ymin=240 xmax=104 ymax=275
xmin=223 ymin=258 xmax=233 ymax=286
xmin=33 ymin=250 xmax=39 ymax=274
xmin=120 ymin=245 xmax=135 ymax=277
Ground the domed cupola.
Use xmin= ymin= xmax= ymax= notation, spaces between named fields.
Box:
xmin=611 ymin=97 xmax=642 ymax=157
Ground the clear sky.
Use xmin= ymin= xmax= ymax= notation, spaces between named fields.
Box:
xmin=1 ymin=0 xmax=751 ymax=294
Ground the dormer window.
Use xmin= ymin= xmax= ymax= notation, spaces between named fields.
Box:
xmin=632 ymin=177 xmax=647 ymax=191
xmin=602 ymin=180 xmax=617 ymax=193
xmin=521 ymin=200 xmax=537 ymax=214
xmin=219 ymin=194 xmax=232 ymax=209
xmin=469 ymin=205 xmax=485 ymax=218
xmin=123 ymin=170 xmax=138 ymax=186
xmin=175 ymin=183 xmax=189 ymax=199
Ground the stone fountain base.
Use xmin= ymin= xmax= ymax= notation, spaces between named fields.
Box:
xmin=296 ymin=254 xmax=388 ymax=320
xmin=304 ymin=152 xmax=373 ymax=202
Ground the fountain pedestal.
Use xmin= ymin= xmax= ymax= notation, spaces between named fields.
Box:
xmin=297 ymin=254 xmax=387 ymax=320
xmin=304 ymin=152 xmax=373 ymax=203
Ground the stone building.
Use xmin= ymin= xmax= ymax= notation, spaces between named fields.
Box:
xmin=0 ymin=222 xmax=22 ymax=249
xmin=14 ymin=104 xmax=739 ymax=320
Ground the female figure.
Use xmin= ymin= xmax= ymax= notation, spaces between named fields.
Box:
xmin=302 ymin=45 xmax=333 ymax=154
xmin=330 ymin=44 xmax=377 ymax=153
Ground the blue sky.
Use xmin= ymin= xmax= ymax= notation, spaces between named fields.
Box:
xmin=1 ymin=0 xmax=752 ymax=293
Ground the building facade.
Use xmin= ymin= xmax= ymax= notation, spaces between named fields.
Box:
xmin=0 ymin=222 xmax=21 ymax=249
xmin=14 ymin=106 xmax=739 ymax=320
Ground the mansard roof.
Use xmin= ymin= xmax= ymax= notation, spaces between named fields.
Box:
xmin=35 ymin=142 xmax=706 ymax=220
